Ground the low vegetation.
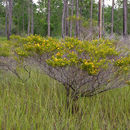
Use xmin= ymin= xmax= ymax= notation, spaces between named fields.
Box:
xmin=0 ymin=69 xmax=130 ymax=129
xmin=0 ymin=36 xmax=130 ymax=129
xmin=0 ymin=0 xmax=130 ymax=129
xmin=12 ymin=35 xmax=130 ymax=97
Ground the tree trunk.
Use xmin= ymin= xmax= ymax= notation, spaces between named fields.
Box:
xmin=47 ymin=0 xmax=50 ymax=36
xmin=31 ymin=0 xmax=34 ymax=35
xmin=102 ymin=0 xmax=105 ymax=36
xmin=64 ymin=0 xmax=67 ymax=37
xmin=70 ymin=0 xmax=74 ymax=37
xmin=111 ymin=0 xmax=114 ymax=36
xmin=79 ymin=0 xmax=83 ymax=39
xmin=28 ymin=0 xmax=31 ymax=35
xmin=98 ymin=0 xmax=102 ymax=38
xmin=75 ymin=0 xmax=79 ymax=38
xmin=8 ymin=0 xmax=13 ymax=40
xmin=123 ymin=0 xmax=127 ymax=38
xmin=22 ymin=2 xmax=25 ymax=33
xmin=62 ymin=0 xmax=66 ymax=38
xmin=66 ymin=0 xmax=69 ymax=36
xmin=90 ymin=0 xmax=93 ymax=31
xmin=65 ymin=85 xmax=79 ymax=113
xmin=5 ymin=0 xmax=8 ymax=37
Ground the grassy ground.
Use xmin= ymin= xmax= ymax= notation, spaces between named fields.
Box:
xmin=0 ymin=69 xmax=130 ymax=130
xmin=0 ymin=37 xmax=7 ymax=41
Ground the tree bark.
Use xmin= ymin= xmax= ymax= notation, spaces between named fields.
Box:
xmin=90 ymin=0 xmax=93 ymax=31
xmin=28 ymin=0 xmax=31 ymax=35
xmin=70 ymin=0 xmax=74 ymax=37
xmin=66 ymin=0 xmax=69 ymax=36
xmin=5 ymin=0 xmax=8 ymax=37
xmin=75 ymin=0 xmax=79 ymax=38
xmin=102 ymin=0 xmax=105 ymax=36
xmin=31 ymin=0 xmax=34 ymax=35
xmin=22 ymin=1 xmax=25 ymax=33
xmin=62 ymin=0 xmax=66 ymax=38
xmin=65 ymin=85 xmax=79 ymax=113
xmin=47 ymin=0 xmax=50 ymax=36
xmin=111 ymin=0 xmax=114 ymax=36
xmin=98 ymin=0 xmax=102 ymax=38
xmin=123 ymin=0 xmax=127 ymax=38
xmin=64 ymin=0 xmax=67 ymax=36
xmin=8 ymin=0 xmax=13 ymax=40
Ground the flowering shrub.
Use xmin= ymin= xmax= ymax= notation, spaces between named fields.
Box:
xmin=1 ymin=35 xmax=129 ymax=100
xmin=11 ymin=35 xmax=129 ymax=100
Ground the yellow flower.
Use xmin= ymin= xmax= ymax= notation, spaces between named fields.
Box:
xmin=72 ymin=51 xmax=74 ymax=54
xmin=85 ymin=61 xmax=88 ymax=65
xmin=54 ymin=58 xmax=58 ymax=62
xmin=56 ymin=52 xmax=61 ymax=56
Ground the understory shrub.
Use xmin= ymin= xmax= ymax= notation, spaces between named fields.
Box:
xmin=0 ymin=35 xmax=130 ymax=104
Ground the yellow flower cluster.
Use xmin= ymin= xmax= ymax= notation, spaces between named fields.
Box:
xmin=81 ymin=59 xmax=98 ymax=75
xmin=15 ymin=47 xmax=27 ymax=57
xmin=115 ymin=56 xmax=130 ymax=73
xmin=47 ymin=56 xmax=69 ymax=67
xmin=115 ymin=57 xmax=130 ymax=67
xmin=12 ymin=35 xmax=129 ymax=76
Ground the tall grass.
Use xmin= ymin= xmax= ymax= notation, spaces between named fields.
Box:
xmin=0 ymin=69 xmax=130 ymax=130
xmin=0 ymin=37 xmax=7 ymax=43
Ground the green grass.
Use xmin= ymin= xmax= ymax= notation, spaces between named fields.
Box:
xmin=0 ymin=37 xmax=8 ymax=46
xmin=0 ymin=37 xmax=7 ymax=41
xmin=0 ymin=69 xmax=130 ymax=130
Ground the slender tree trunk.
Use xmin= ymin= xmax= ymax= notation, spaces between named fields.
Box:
xmin=102 ymin=0 xmax=105 ymax=36
xmin=64 ymin=0 xmax=67 ymax=37
xmin=75 ymin=0 xmax=79 ymax=38
xmin=79 ymin=0 xmax=84 ymax=39
xmin=5 ymin=0 xmax=8 ymax=37
xmin=90 ymin=0 xmax=93 ymax=31
xmin=62 ymin=0 xmax=66 ymax=38
xmin=8 ymin=0 xmax=13 ymax=40
xmin=28 ymin=0 xmax=31 ymax=35
xmin=66 ymin=0 xmax=69 ymax=36
xmin=98 ymin=0 xmax=102 ymax=38
xmin=22 ymin=2 xmax=25 ymax=33
xmin=70 ymin=0 xmax=74 ymax=37
xmin=31 ymin=0 xmax=34 ymax=35
xmin=123 ymin=0 xmax=127 ymax=38
xmin=111 ymin=0 xmax=114 ymax=36
xmin=65 ymin=86 xmax=79 ymax=113
xmin=47 ymin=0 xmax=50 ymax=36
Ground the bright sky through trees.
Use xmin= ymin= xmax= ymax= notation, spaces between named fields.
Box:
xmin=95 ymin=0 xmax=117 ymax=6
